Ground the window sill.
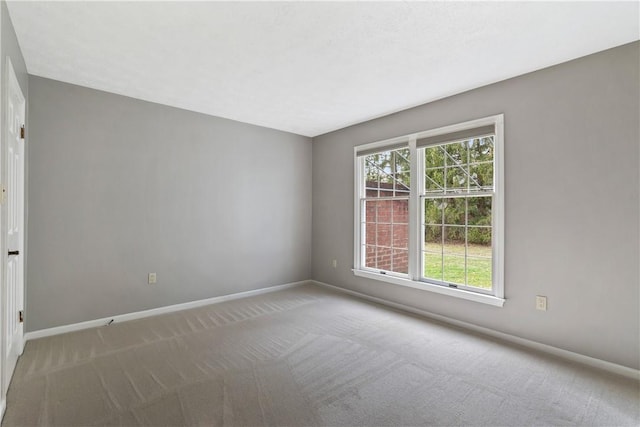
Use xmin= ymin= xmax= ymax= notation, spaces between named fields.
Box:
xmin=352 ymin=269 xmax=505 ymax=307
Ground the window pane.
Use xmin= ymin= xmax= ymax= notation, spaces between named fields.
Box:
xmin=444 ymin=141 xmax=468 ymax=193
xmin=392 ymin=249 xmax=409 ymax=274
xmin=425 ymin=168 xmax=444 ymax=193
xmin=364 ymin=201 xmax=378 ymax=255
xmin=467 ymin=197 xmax=492 ymax=226
xmin=377 ymin=200 xmax=391 ymax=223
xmin=466 ymin=257 xmax=492 ymax=289
xmin=377 ymin=223 xmax=391 ymax=247
xmin=364 ymin=148 xmax=411 ymax=198
xmin=376 ymin=247 xmax=392 ymax=271
xmin=424 ymin=199 xmax=442 ymax=225
xmin=425 ymin=145 xmax=444 ymax=168
xmin=445 ymin=164 xmax=468 ymax=193
xmin=469 ymin=137 xmax=494 ymax=163
xmin=468 ymin=227 xmax=491 ymax=249
xmin=424 ymin=225 xmax=442 ymax=252
xmin=364 ymin=155 xmax=382 ymax=197
xmin=378 ymin=152 xmax=392 ymax=182
xmin=364 ymin=222 xmax=376 ymax=248
xmin=444 ymin=198 xmax=465 ymax=225
xmin=467 ymin=227 xmax=491 ymax=289
xmin=443 ymin=225 xmax=465 ymax=250
xmin=392 ymin=224 xmax=408 ymax=249
xmin=364 ymin=200 xmax=378 ymax=223
xmin=446 ymin=169 xmax=466 ymax=192
xmin=394 ymin=149 xmax=411 ymax=194
xmin=469 ymin=163 xmax=493 ymax=192
xmin=443 ymin=254 xmax=465 ymax=285
xmin=392 ymin=199 xmax=409 ymax=224
xmin=395 ymin=148 xmax=410 ymax=170
xmin=424 ymin=252 xmax=443 ymax=281
xmin=424 ymin=145 xmax=444 ymax=193
xmin=445 ymin=141 xmax=468 ymax=167
xmin=365 ymin=245 xmax=376 ymax=269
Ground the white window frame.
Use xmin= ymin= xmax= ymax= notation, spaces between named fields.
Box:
xmin=353 ymin=115 xmax=505 ymax=307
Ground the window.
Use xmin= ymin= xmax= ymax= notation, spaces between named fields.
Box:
xmin=354 ymin=115 xmax=504 ymax=306
xmin=362 ymin=147 xmax=410 ymax=275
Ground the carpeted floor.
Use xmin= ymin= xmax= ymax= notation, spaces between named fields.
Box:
xmin=3 ymin=284 xmax=638 ymax=426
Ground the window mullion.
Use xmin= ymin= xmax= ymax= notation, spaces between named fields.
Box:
xmin=354 ymin=152 xmax=364 ymax=271
xmin=493 ymin=116 xmax=505 ymax=299
xmin=408 ymin=136 xmax=420 ymax=281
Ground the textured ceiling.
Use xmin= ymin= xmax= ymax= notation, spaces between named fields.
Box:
xmin=7 ymin=1 xmax=640 ymax=137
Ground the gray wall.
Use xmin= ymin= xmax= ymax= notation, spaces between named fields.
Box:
xmin=1 ymin=1 xmax=27 ymax=92
xmin=311 ymin=42 xmax=640 ymax=369
xmin=27 ymin=76 xmax=312 ymax=331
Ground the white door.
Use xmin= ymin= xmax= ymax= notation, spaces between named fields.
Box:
xmin=2 ymin=58 xmax=25 ymax=397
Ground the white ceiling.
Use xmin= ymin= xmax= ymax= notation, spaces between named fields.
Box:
xmin=7 ymin=1 xmax=640 ymax=137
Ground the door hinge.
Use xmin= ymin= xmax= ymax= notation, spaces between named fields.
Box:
xmin=20 ymin=125 xmax=25 ymax=139
xmin=19 ymin=310 xmax=23 ymax=323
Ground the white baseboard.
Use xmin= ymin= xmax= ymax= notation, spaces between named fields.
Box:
xmin=23 ymin=278 xmax=639 ymax=381
xmin=311 ymin=280 xmax=640 ymax=381
xmin=24 ymin=280 xmax=309 ymax=341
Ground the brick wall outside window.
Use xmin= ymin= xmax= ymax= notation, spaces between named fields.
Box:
xmin=364 ymin=183 xmax=409 ymax=273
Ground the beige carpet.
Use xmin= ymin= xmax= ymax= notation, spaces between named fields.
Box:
xmin=3 ymin=284 xmax=638 ymax=426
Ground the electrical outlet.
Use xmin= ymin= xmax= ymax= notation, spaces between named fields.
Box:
xmin=148 ymin=273 xmax=157 ymax=284
xmin=332 ymin=259 xmax=338 ymax=268
xmin=536 ymin=295 xmax=547 ymax=311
